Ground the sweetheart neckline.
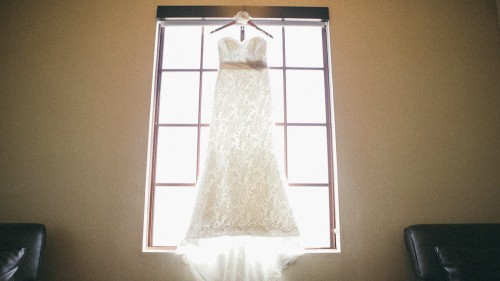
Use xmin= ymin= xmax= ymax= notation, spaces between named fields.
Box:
xmin=219 ymin=36 xmax=266 ymax=46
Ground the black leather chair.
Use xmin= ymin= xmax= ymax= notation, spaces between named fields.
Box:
xmin=0 ymin=223 xmax=46 ymax=281
xmin=404 ymin=224 xmax=500 ymax=281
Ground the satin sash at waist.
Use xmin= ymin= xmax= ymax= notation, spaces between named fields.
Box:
xmin=219 ymin=61 xmax=268 ymax=70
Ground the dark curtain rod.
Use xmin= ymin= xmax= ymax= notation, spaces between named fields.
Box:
xmin=157 ymin=6 xmax=329 ymax=21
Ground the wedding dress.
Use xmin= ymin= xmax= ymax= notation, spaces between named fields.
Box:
xmin=177 ymin=36 xmax=302 ymax=281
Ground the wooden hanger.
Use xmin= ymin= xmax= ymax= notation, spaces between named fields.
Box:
xmin=210 ymin=11 xmax=273 ymax=41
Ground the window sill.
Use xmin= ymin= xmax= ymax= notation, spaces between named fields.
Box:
xmin=142 ymin=246 xmax=340 ymax=254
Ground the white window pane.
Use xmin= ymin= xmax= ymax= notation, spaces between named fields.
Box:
xmin=199 ymin=127 xmax=211 ymax=173
xmin=163 ymin=26 xmax=202 ymax=69
xmin=152 ymin=187 xmax=197 ymax=246
xmin=245 ymin=25 xmax=283 ymax=67
xmin=288 ymin=187 xmax=331 ymax=248
xmin=269 ymin=69 xmax=284 ymax=123
xmin=273 ymin=126 xmax=285 ymax=171
xmin=286 ymin=70 xmax=325 ymax=123
xmin=287 ymin=126 xmax=329 ymax=183
xmin=203 ymin=27 xmax=240 ymax=69
xmin=155 ymin=127 xmax=197 ymax=183
xmin=201 ymin=72 xmax=217 ymax=123
xmin=285 ymin=26 xmax=323 ymax=67
xmin=159 ymin=72 xmax=199 ymax=124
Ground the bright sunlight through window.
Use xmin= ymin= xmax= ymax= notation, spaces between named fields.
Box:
xmin=145 ymin=13 xmax=338 ymax=251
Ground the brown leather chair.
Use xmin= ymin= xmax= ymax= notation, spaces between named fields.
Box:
xmin=0 ymin=223 xmax=46 ymax=281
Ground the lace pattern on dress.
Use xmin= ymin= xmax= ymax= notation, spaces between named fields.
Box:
xmin=178 ymin=36 xmax=303 ymax=281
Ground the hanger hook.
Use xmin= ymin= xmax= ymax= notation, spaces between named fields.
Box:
xmin=235 ymin=11 xmax=250 ymax=25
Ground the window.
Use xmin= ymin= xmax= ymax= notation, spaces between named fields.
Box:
xmin=144 ymin=6 xmax=339 ymax=252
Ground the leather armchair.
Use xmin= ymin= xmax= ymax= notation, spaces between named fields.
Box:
xmin=404 ymin=224 xmax=500 ymax=281
xmin=0 ymin=223 xmax=46 ymax=281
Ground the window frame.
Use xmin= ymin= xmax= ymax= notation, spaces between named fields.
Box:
xmin=144 ymin=6 xmax=339 ymax=253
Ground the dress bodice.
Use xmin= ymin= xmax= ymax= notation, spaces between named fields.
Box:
xmin=218 ymin=37 xmax=267 ymax=64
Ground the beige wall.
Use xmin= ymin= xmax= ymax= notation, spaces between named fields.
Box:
xmin=1 ymin=0 xmax=499 ymax=280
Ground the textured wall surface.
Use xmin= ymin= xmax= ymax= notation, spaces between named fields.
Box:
xmin=1 ymin=1 xmax=499 ymax=280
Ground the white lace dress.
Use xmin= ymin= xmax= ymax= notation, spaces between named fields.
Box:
xmin=178 ymin=36 xmax=302 ymax=281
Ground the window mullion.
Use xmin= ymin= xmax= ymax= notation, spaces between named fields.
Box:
xmin=148 ymin=25 xmax=166 ymax=247
xmin=269 ymin=66 xmax=324 ymax=71
xmin=156 ymin=183 xmax=197 ymax=187
xmin=321 ymin=25 xmax=336 ymax=249
xmin=276 ymin=123 xmax=327 ymax=126
xmin=196 ymin=27 xmax=205 ymax=181
xmin=281 ymin=26 xmax=289 ymax=178
xmin=161 ymin=68 xmax=211 ymax=72
xmin=288 ymin=183 xmax=329 ymax=187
